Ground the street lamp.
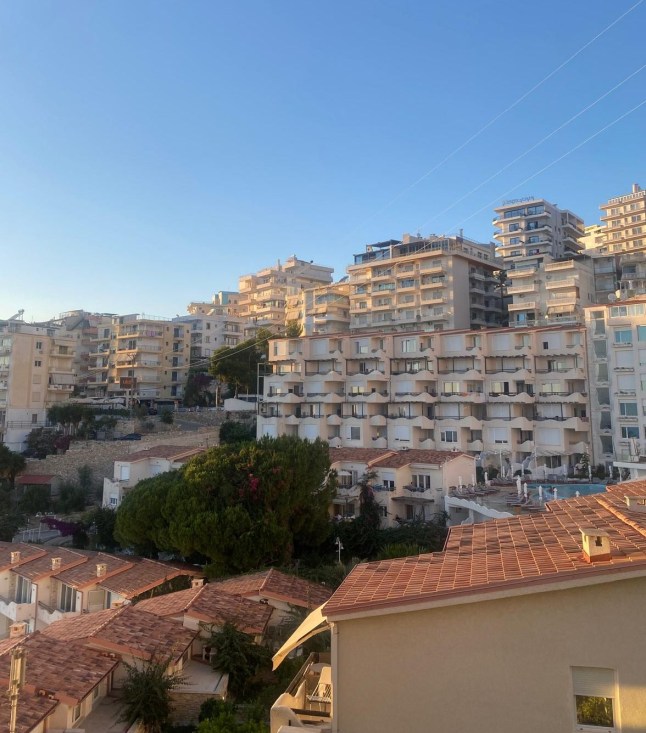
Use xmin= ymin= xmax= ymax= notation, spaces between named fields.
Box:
xmin=335 ymin=537 xmax=344 ymax=565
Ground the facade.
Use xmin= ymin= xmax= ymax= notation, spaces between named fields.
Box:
xmin=585 ymin=296 xmax=646 ymax=475
xmin=271 ymin=481 xmax=646 ymax=733
xmin=176 ymin=293 xmax=246 ymax=361
xmin=87 ymin=313 xmax=191 ymax=404
xmin=0 ymin=317 xmax=76 ymax=451
xmin=347 ymin=234 xmax=503 ymax=333
xmin=285 ymin=281 xmax=351 ymax=336
xmin=239 ymin=256 xmax=334 ymax=332
xmin=258 ymin=325 xmax=591 ymax=478
xmin=328 ymin=447 xmax=476 ymax=526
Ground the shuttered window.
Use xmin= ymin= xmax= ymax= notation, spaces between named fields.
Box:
xmin=572 ymin=667 xmax=616 ymax=730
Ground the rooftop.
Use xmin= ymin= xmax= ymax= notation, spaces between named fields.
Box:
xmin=325 ymin=481 xmax=646 ymax=619
xmin=99 ymin=558 xmax=192 ymax=599
xmin=15 ymin=474 xmax=58 ymax=486
xmin=0 ymin=543 xmax=46 ymax=572
xmin=119 ymin=445 xmax=206 ymax=463
xmin=13 ymin=547 xmax=87 ymax=581
xmin=328 ymin=447 xmax=469 ymax=469
xmin=0 ymin=691 xmax=58 ymax=733
xmin=216 ymin=568 xmax=332 ymax=610
xmin=55 ymin=552 xmax=133 ymax=588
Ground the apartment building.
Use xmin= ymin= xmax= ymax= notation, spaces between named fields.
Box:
xmin=258 ymin=325 xmax=590 ymax=479
xmin=347 ymin=234 xmax=503 ymax=333
xmin=285 ymin=281 xmax=351 ymax=336
xmin=87 ymin=313 xmax=191 ymax=404
xmin=585 ymin=296 xmax=646 ymax=475
xmin=271 ymin=481 xmax=646 ymax=733
xmin=0 ymin=317 xmax=76 ymax=451
xmin=239 ymin=256 xmax=334 ymax=332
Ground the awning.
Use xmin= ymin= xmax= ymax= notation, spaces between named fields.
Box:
xmin=272 ymin=604 xmax=329 ymax=670
xmin=391 ymin=495 xmax=434 ymax=504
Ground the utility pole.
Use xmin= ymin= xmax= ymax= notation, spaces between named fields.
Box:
xmin=9 ymin=645 xmax=26 ymax=733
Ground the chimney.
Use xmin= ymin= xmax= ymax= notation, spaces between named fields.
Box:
xmin=625 ymin=495 xmax=646 ymax=513
xmin=51 ymin=557 xmax=61 ymax=571
xmin=580 ymin=527 xmax=611 ymax=563
xmin=96 ymin=563 xmax=107 ymax=578
xmin=191 ymin=578 xmax=205 ymax=589
xmin=9 ymin=622 xmax=28 ymax=639
xmin=632 ymin=183 xmax=641 ymax=194
xmin=10 ymin=551 xmax=20 ymax=565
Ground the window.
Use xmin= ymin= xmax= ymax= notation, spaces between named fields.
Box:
xmin=509 ymin=237 xmax=520 ymax=244
xmin=349 ymin=426 xmax=360 ymax=440
xmin=614 ymin=329 xmax=632 ymax=345
xmin=572 ymin=667 xmax=616 ymax=730
xmin=412 ymin=474 xmax=431 ymax=489
xmin=402 ymin=338 xmax=417 ymax=353
xmin=35 ymin=341 xmax=42 ymax=350
xmin=637 ymin=326 xmax=646 ymax=342
xmin=15 ymin=575 xmax=31 ymax=604
xmin=619 ymin=402 xmax=638 ymax=417
xmin=34 ymin=360 xmax=42 ymax=367
xmin=73 ymin=704 xmax=82 ymax=722
xmin=621 ymin=426 xmax=639 ymax=439
xmin=440 ymin=430 xmax=457 ymax=443
xmin=60 ymin=583 xmax=77 ymax=612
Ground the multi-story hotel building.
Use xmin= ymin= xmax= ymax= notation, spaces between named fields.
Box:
xmin=87 ymin=314 xmax=191 ymax=404
xmin=238 ymin=256 xmax=334 ymax=332
xmin=0 ymin=317 xmax=76 ymax=451
xmin=258 ymin=324 xmax=590 ymax=479
xmin=285 ymin=281 xmax=351 ymax=336
xmin=585 ymin=296 xmax=646 ymax=475
xmin=347 ymin=234 xmax=504 ymax=333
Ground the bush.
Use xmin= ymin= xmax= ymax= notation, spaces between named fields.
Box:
xmin=160 ymin=410 xmax=174 ymax=425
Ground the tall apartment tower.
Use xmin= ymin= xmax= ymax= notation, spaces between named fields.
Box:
xmin=238 ymin=256 xmax=334 ymax=333
xmin=285 ymin=281 xmax=351 ymax=336
xmin=493 ymin=197 xmax=590 ymax=327
xmin=0 ymin=316 xmax=76 ymax=451
xmin=347 ymin=234 xmax=503 ymax=333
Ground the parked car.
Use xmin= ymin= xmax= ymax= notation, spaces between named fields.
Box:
xmin=118 ymin=433 xmax=142 ymax=441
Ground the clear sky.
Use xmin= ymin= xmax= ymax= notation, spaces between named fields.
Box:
xmin=1 ymin=0 xmax=644 ymax=322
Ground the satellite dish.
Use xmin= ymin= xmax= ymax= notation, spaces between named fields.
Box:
xmin=608 ymin=293 xmax=617 ymax=302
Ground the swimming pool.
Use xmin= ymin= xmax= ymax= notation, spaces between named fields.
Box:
xmin=527 ymin=482 xmax=606 ymax=499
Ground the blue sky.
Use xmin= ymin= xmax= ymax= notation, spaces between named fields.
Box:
xmin=1 ymin=0 xmax=644 ymax=321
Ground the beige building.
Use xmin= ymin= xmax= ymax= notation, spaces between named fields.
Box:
xmin=178 ymin=292 xmax=245 ymax=360
xmin=87 ymin=313 xmax=191 ymax=405
xmin=258 ymin=324 xmax=591 ymax=479
xmin=585 ymin=296 xmax=646 ymax=476
xmin=271 ymin=480 xmax=646 ymax=733
xmin=239 ymin=256 xmax=334 ymax=332
xmin=0 ymin=317 xmax=76 ymax=451
xmin=347 ymin=234 xmax=503 ymax=332
xmin=286 ymin=281 xmax=351 ymax=336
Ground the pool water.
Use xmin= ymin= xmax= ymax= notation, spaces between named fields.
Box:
xmin=527 ymin=482 xmax=606 ymax=499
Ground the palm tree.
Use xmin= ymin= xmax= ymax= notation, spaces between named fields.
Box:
xmin=119 ymin=652 xmax=186 ymax=733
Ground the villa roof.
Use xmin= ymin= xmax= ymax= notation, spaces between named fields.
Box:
xmin=13 ymin=547 xmax=87 ymax=581
xmin=55 ymin=552 xmax=133 ymax=588
xmin=325 ymin=481 xmax=646 ymax=619
xmin=98 ymin=558 xmax=190 ymax=599
xmin=216 ymin=568 xmax=332 ymax=609
xmin=370 ymin=450 xmax=469 ymax=469
xmin=119 ymin=445 xmax=206 ymax=463
xmin=328 ymin=448 xmax=394 ymax=465
xmin=0 ymin=692 xmax=58 ymax=733
xmin=0 ymin=543 xmax=46 ymax=572
xmin=0 ymin=634 xmax=118 ymax=706
xmin=136 ymin=583 xmax=273 ymax=635
xmin=15 ymin=474 xmax=58 ymax=485
xmin=42 ymin=605 xmax=196 ymax=662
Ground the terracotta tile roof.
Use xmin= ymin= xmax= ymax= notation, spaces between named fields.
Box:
xmin=0 ymin=542 xmax=46 ymax=572
xmin=98 ymin=558 xmax=189 ymax=599
xmin=42 ymin=605 xmax=196 ymax=662
xmin=54 ymin=552 xmax=133 ymax=588
xmin=216 ymin=569 xmax=333 ymax=609
xmin=14 ymin=547 xmax=87 ymax=581
xmin=15 ymin=474 xmax=58 ymax=485
xmin=0 ymin=637 xmax=23 ymax=656
xmin=136 ymin=583 xmax=272 ymax=635
xmin=325 ymin=480 xmax=646 ymax=618
xmin=119 ymin=445 xmax=206 ymax=463
xmin=0 ymin=634 xmax=118 ymax=705
xmin=328 ymin=448 xmax=393 ymax=465
xmin=370 ymin=449 xmax=470 ymax=469
xmin=0 ymin=692 xmax=58 ymax=733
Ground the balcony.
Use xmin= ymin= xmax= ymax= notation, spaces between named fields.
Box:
xmin=0 ymin=595 xmax=35 ymax=623
xmin=271 ymin=653 xmax=332 ymax=733
xmin=545 ymin=278 xmax=577 ymax=290
xmin=507 ymin=284 xmax=537 ymax=295
xmin=37 ymin=601 xmax=80 ymax=626
xmin=508 ymin=301 xmax=537 ymax=311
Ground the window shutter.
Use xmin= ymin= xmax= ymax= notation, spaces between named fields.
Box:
xmin=572 ymin=667 xmax=615 ymax=697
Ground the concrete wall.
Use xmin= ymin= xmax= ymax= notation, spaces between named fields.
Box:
xmin=333 ymin=576 xmax=646 ymax=733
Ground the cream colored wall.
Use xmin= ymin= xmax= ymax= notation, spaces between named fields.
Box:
xmin=449 ymin=258 xmax=471 ymax=329
xmin=441 ymin=455 xmax=477 ymax=489
xmin=333 ymin=576 xmax=646 ymax=733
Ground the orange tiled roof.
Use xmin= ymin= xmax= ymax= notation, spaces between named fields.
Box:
xmin=119 ymin=445 xmax=206 ymax=463
xmin=328 ymin=448 xmax=393 ymax=464
xmin=325 ymin=481 xmax=646 ymax=618
xmin=98 ymin=558 xmax=190 ymax=599
xmin=0 ymin=691 xmax=58 ymax=733
xmin=0 ymin=542 xmax=46 ymax=572
xmin=216 ymin=568 xmax=333 ymax=609
xmin=42 ymin=605 xmax=196 ymax=662
xmin=54 ymin=552 xmax=133 ymax=588
xmin=370 ymin=449 xmax=470 ymax=468
xmin=14 ymin=547 xmax=87 ymax=581
xmin=0 ymin=634 xmax=118 ymax=705
xmin=136 ymin=583 xmax=273 ymax=635
xmin=15 ymin=474 xmax=58 ymax=485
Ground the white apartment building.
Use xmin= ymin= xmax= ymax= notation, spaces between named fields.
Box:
xmin=0 ymin=317 xmax=76 ymax=451
xmin=585 ymin=296 xmax=646 ymax=475
xmin=174 ymin=294 xmax=245 ymax=362
xmin=87 ymin=314 xmax=191 ymax=404
xmin=285 ymin=281 xmax=351 ymax=336
xmin=258 ymin=325 xmax=590 ymax=479
xmin=239 ymin=256 xmax=334 ymax=332
xmin=348 ymin=234 xmax=503 ymax=333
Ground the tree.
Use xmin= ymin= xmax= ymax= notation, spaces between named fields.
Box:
xmin=284 ymin=320 xmax=302 ymax=338
xmin=84 ymin=507 xmax=119 ymax=550
xmin=56 ymin=483 xmax=87 ymax=513
xmin=47 ymin=403 xmax=93 ymax=435
xmin=183 ymin=369 xmax=215 ymax=407
xmin=19 ymin=485 xmax=51 ymax=514
xmin=119 ymin=652 xmax=186 ymax=733
xmin=115 ymin=436 xmax=335 ymax=573
xmin=0 ymin=445 xmax=26 ymax=488
xmin=209 ymin=329 xmax=272 ymax=397
xmin=493 ymin=268 xmax=508 ymax=327
xmin=219 ymin=420 xmax=256 ymax=445
xmin=160 ymin=409 xmax=174 ymax=425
